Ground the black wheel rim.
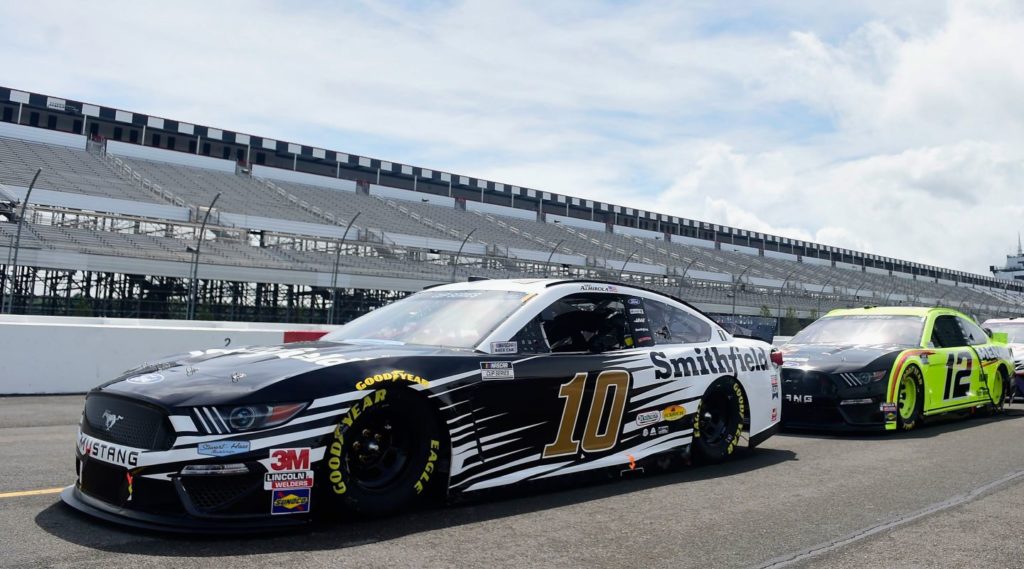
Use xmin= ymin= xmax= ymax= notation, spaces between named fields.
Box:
xmin=344 ymin=405 xmax=412 ymax=490
xmin=700 ymin=389 xmax=733 ymax=445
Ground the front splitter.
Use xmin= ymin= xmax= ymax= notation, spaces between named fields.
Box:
xmin=59 ymin=486 xmax=313 ymax=535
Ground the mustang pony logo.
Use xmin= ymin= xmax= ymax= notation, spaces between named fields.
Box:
xmin=102 ymin=410 xmax=124 ymax=431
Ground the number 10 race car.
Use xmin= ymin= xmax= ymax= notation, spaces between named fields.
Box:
xmin=62 ymin=279 xmax=781 ymax=531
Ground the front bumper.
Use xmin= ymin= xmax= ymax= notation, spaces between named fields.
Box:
xmin=779 ymin=368 xmax=890 ymax=432
xmin=60 ymin=485 xmax=312 ymax=534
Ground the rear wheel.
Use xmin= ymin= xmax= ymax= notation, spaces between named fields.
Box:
xmin=984 ymin=367 xmax=1009 ymax=415
xmin=692 ymin=379 xmax=745 ymax=463
xmin=326 ymin=388 xmax=444 ymax=516
xmin=896 ymin=365 xmax=923 ymax=431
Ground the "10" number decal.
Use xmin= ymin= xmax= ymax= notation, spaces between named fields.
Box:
xmin=543 ymin=370 xmax=631 ymax=459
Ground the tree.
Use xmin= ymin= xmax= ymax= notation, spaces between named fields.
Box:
xmin=780 ymin=307 xmax=800 ymax=335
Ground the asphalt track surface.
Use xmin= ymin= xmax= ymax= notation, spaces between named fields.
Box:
xmin=3 ymin=396 xmax=1024 ymax=568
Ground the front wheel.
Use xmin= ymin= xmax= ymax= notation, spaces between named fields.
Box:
xmin=896 ymin=365 xmax=924 ymax=431
xmin=692 ymin=379 xmax=746 ymax=463
xmin=326 ymin=388 xmax=444 ymax=517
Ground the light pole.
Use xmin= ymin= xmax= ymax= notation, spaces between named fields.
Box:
xmin=816 ymin=273 xmax=836 ymax=315
xmin=2 ymin=168 xmax=41 ymax=314
xmin=545 ymin=238 xmax=565 ymax=277
xmin=731 ymin=265 xmax=751 ymax=315
xmin=675 ymin=257 xmax=699 ymax=299
xmin=327 ymin=212 xmax=361 ymax=324
xmin=776 ymin=268 xmax=798 ymax=320
xmin=883 ymin=276 xmax=899 ymax=304
xmin=186 ymin=192 xmax=221 ymax=320
xmin=451 ymin=228 xmax=476 ymax=282
xmin=617 ymin=248 xmax=639 ymax=280
xmin=851 ymin=274 xmax=871 ymax=307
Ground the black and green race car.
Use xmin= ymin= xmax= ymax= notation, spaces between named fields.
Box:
xmin=779 ymin=307 xmax=1014 ymax=431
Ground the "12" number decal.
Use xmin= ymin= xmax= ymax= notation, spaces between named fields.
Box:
xmin=543 ymin=370 xmax=630 ymax=459
xmin=943 ymin=351 xmax=972 ymax=400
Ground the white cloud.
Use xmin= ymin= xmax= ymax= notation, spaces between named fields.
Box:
xmin=0 ymin=0 xmax=1022 ymax=275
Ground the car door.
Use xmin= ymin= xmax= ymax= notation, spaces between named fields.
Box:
xmin=957 ymin=316 xmax=996 ymax=403
xmin=925 ymin=314 xmax=979 ymax=411
xmin=461 ymin=292 xmax=648 ymax=487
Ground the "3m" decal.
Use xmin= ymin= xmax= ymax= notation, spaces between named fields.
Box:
xmin=270 ymin=448 xmax=311 ymax=471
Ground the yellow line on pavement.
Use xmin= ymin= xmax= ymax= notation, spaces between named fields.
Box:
xmin=0 ymin=487 xmax=65 ymax=499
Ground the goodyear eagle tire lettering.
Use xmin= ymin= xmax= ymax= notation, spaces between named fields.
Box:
xmin=896 ymin=365 xmax=924 ymax=431
xmin=692 ymin=378 xmax=746 ymax=463
xmin=326 ymin=387 xmax=445 ymax=516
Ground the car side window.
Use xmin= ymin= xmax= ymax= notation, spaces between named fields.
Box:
xmin=537 ymin=293 xmax=638 ymax=353
xmin=957 ymin=317 xmax=989 ymax=346
xmin=931 ymin=315 xmax=967 ymax=348
xmin=509 ymin=316 xmax=550 ymax=354
xmin=643 ymin=299 xmax=713 ymax=344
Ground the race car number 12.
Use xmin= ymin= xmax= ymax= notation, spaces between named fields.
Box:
xmin=543 ymin=370 xmax=630 ymax=459
xmin=944 ymin=351 xmax=972 ymax=400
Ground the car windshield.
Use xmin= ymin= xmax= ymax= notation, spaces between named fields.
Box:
xmin=986 ymin=322 xmax=1024 ymax=343
xmin=322 ymin=289 xmax=528 ymax=349
xmin=789 ymin=315 xmax=924 ymax=347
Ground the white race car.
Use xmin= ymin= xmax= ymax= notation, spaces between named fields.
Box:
xmin=983 ymin=317 xmax=1024 ymax=399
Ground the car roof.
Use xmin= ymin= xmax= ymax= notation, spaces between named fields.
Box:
xmin=426 ymin=278 xmax=712 ymax=319
xmin=426 ymin=278 xmax=557 ymax=294
xmin=427 ymin=278 xmax=674 ymax=299
xmin=824 ymin=306 xmax=954 ymax=318
xmin=983 ymin=317 xmax=1024 ymax=324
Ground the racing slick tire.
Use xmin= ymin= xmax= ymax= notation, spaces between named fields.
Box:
xmin=982 ymin=367 xmax=1010 ymax=416
xmin=326 ymin=387 xmax=445 ymax=517
xmin=896 ymin=365 xmax=924 ymax=431
xmin=692 ymin=378 xmax=746 ymax=463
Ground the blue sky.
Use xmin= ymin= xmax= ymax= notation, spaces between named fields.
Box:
xmin=1 ymin=0 xmax=1022 ymax=274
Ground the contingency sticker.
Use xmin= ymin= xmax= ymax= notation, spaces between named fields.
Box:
xmin=264 ymin=470 xmax=314 ymax=490
xmin=271 ymin=488 xmax=311 ymax=515
xmin=197 ymin=440 xmax=251 ymax=457
xmin=480 ymin=361 xmax=515 ymax=380
xmin=491 ymin=341 xmax=518 ymax=354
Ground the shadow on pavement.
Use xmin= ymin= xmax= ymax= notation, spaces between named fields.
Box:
xmin=781 ymin=407 xmax=1024 ymax=441
xmin=36 ymin=445 xmax=796 ymax=556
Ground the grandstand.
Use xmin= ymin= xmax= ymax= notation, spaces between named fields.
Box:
xmin=0 ymin=85 xmax=1021 ymax=333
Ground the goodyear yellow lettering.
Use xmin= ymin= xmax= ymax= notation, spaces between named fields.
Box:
xmin=356 ymin=370 xmax=431 ymax=391
xmin=414 ymin=439 xmax=441 ymax=494
xmin=330 ymin=426 xmax=347 ymax=495
xmin=331 ymin=389 xmax=389 ymax=494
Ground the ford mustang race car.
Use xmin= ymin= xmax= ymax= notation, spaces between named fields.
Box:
xmin=61 ymin=278 xmax=782 ymax=531
xmin=981 ymin=318 xmax=1024 ymax=399
xmin=780 ymin=307 xmax=1014 ymax=431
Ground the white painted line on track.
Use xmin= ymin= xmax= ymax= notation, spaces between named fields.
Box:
xmin=753 ymin=468 xmax=1024 ymax=569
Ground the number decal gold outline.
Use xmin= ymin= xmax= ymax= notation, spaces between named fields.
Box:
xmin=543 ymin=370 xmax=631 ymax=459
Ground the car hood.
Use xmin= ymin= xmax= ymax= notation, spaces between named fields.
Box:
xmin=98 ymin=341 xmax=468 ymax=408
xmin=779 ymin=343 xmax=908 ymax=374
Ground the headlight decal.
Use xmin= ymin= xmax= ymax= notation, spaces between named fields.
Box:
xmin=836 ymin=370 xmax=888 ymax=387
xmin=191 ymin=403 xmax=308 ymax=435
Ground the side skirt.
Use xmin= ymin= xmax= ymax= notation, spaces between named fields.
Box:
xmin=748 ymin=422 xmax=779 ymax=448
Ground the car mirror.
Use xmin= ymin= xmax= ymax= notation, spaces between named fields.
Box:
xmin=983 ymin=327 xmax=994 ymax=337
